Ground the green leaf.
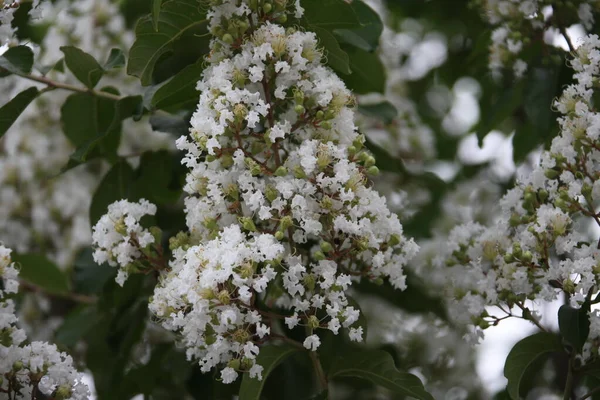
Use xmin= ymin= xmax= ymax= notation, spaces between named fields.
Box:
xmin=152 ymin=0 xmax=162 ymax=31
xmin=504 ymin=332 xmax=563 ymax=400
xmin=329 ymin=349 xmax=433 ymax=400
xmin=302 ymin=0 xmax=360 ymax=29
xmin=133 ymin=150 xmax=183 ymax=204
xmin=60 ymin=46 xmax=105 ymax=88
xmin=0 ymin=87 xmax=38 ymax=138
xmin=333 ymin=0 xmax=383 ymax=52
xmin=0 ymin=45 xmax=34 ymax=75
xmin=127 ymin=0 xmax=207 ymax=85
xmin=55 ymin=306 xmax=100 ymax=347
xmin=61 ymin=93 xmax=143 ymax=164
xmin=149 ymin=113 xmax=190 ymax=136
xmin=512 ymin=67 xmax=559 ymax=161
xmin=558 ymin=302 xmax=590 ymax=353
xmin=239 ymin=344 xmax=302 ymax=400
xmin=89 ymin=160 xmax=136 ymax=226
xmin=72 ymin=247 xmax=115 ymax=294
xmin=342 ymin=46 xmax=385 ymax=94
xmin=358 ymin=101 xmax=398 ymax=124
xmin=312 ymin=27 xmax=351 ymax=75
xmin=151 ymin=60 xmax=204 ymax=111
xmin=104 ymin=48 xmax=126 ymax=70
xmin=11 ymin=253 xmax=70 ymax=295
xmin=475 ymin=79 xmax=525 ymax=146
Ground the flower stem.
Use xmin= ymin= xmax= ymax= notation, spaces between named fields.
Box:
xmin=15 ymin=72 xmax=122 ymax=101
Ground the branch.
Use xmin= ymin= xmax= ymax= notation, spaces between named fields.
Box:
xmin=15 ymin=72 xmax=122 ymax=101
xmin=19 ymin=281 xmax=97 ymax=304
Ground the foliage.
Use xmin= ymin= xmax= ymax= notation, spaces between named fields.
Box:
xmin=2 ymin=0 xmax=600 ymax=399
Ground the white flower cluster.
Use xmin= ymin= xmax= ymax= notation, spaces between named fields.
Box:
xmin=478 ymin=0 xmax=600 ymax=78
xmin=92 ymin=199 xmax=158 ymax=286
xmin=141 ymin=0 xmax=417 ymax=383
xmin=0 ymin=245 xmax=89 ymax=399
xmin=432 ymin=35 xmax=600 ymax=345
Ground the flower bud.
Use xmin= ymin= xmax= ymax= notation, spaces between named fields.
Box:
xmin=308 ymin=315 xmax=320 ymax=329
xmin=367 ymin=166 xmax=379 ymax=175
xmin=275 ymin=230 xmax=285 ymax=240
xmin=263 ymin=2 xmax=272 ymax=13
xmin=303 ymin=273 xmax=316 ymax=291
xmin=55 ymin=385 xmax=73 ymax=400
xmin=222 ymin=33 xmax=234 ymax=44
xmin=239 ymin=217 xmax=257 ymax=232
xmin=280 ymin=215 xmax=293 ymax=230
xmin=314 ymin=251 xmax=326 ymax=260
xmin=274 ymin=166 xmax=288 ymax=176
xmin=228 ymin=359 xmax=241 ymax=370
xmin=320 ymin=241 xmax=333 ymax=253
xmin=295 ymin=104 xmax=305 ymax=115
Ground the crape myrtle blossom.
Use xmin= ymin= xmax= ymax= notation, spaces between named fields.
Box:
xmin=476 ymin=0 xmax=600 ymax=78
xmin=92 ymin=0 xmax=418 ymax=383
xmin=431 ymin=35 xmax=600 ymax=350
xmin=92 ymin=199 xmax=159 ymax=286
xmin=0 ymin=245 xmax=89 ymax=399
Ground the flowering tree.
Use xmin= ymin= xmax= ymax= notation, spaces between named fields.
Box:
xmin=2 ymin=0 xmax=600 ymax=399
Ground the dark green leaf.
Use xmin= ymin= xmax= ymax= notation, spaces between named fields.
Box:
xmin=342 ymin=46 xmax=385 ymax=94
xmin=358 ymin=101 xmax=398 ymax=124
xmin=0 ymin=87 xmax=38 ymax=138
xmin=11 ymin=253 xmax=70 ymax=295
xmin=89 ymin=160 xmax=136 ymax=226
xmin=60 ymin=46 xmax=104 ymax=88
xmin=239 ymin=344 xmax=302 ymax=400
xmin=302 ymin=0 xmax=360 ymax=29
xmin=127 ymin=0 xmax=207 ymax=85
xmin=312 ymin=27 xmax=351 ymax=75
xmin=329 ymin=349 xmax=433 ymax=400
xmin=149 ymin=113 xmax=190 ymax=136
xmin=333 ymin=0 xmax=383 ymax=52
xmin=475 ymin=80 xmax=524 ymax=146
xmin=504 ymin=332 xmax=563 ymax=400
xmin=104 ymin=48 xmax=126 ymax=70
xmin=73 ymin=247 xmax=116 ymax=294
xmin=558 ymin=302 xmax=590 ymax=353
xmin=152 ymin=0 xmax=162 ymax=31
xmin=55 ymin=306 xmax=100 ymax=347
xmin=133 ymin=150 xmax=183 ymax=204
xmin=62 ymin=93 xmax=143 ymax=164
xmin=151 ymin=60 xmax=204 ymax=111
xmin=0 ymin=45 xmax=34 ymax=75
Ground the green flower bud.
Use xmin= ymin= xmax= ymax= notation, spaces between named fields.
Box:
xmin=199 ymin=288 xmax=215 ymax=299
xmin=373 ymin=277 xmax=384 ymax=286
xmin=367 ymin=166 xmax=379 ymax=175
xmin=563 ymin=278 xmax=575 ymax=294
xmin=280 ymin=215 xmax=293 ymax=230
xmin=303 ymin=273 xmax=316 ymax=291
xmin=320 ymin=121 xmax=332 ymax=130
xmin=503 ymin=253 xmax=515 ymax=264
xmin=521 ymin=251 xmax=533 ymax=263
xmin=294 ymin=104 xmax=305 ymax=115
xmin=232 ymin=328 xmax=250 ymax=343
xmin=320 ymin=241 xmax=333 ymax=253
xmin=266 ymin=185 xmax=278 ymax=202
xmin=275 ymin=166 xmax=288 ymax=176
xmin=388 ymin=234 xmax=401 ymax=247
xmin=13 ymin=361 xmax=24 ymax=371
xmin=263 ymin=2 xmax=272 ymax=13
xmin=293 ymin=165 xmax=306 ymax=179
xmin=222 ymin=33 xmax=234 ymax=44
xmin=545 ymin=169 xmax=560 ymax=179
xmin=315 ymin=110 xmax=324 ymax=120
xmin=228 ymin=359 xmax=241 ymax=370
xmin=239 ymin=217 xmax=257 ymax=232
xmin=538 ymin=189 xmax=549 ymax=202
xmin=275 ymin=230 xmax=285 ymax=240
xmin=320 ymin=196 xmax=333 ymax=210
xmin=206 ymin=154 xmax=217 ymax=163
xmin=314 ymin=251 xmax=326 ymax=260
